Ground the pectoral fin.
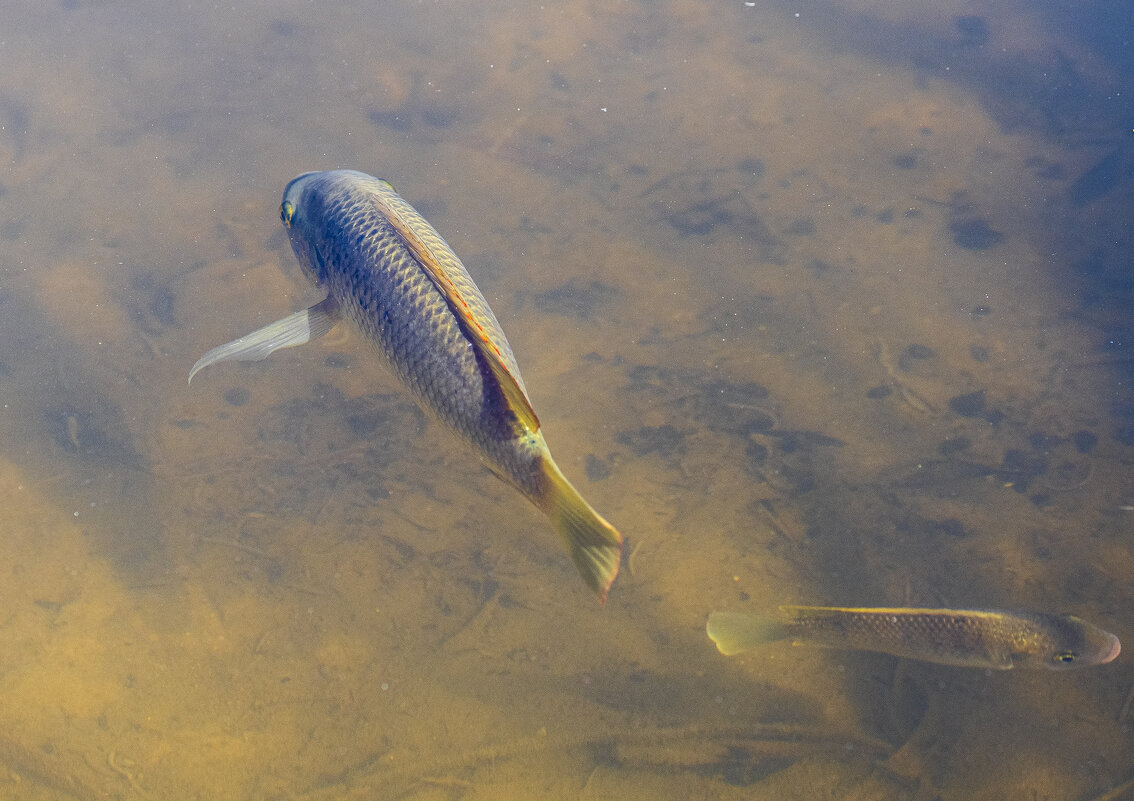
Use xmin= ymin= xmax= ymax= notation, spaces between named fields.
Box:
xmin=189 ymin=296 xmax=340 ymax=384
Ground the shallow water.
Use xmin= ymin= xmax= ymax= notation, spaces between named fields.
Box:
xmin=0 ymin=1 xmax=1132 ymax=799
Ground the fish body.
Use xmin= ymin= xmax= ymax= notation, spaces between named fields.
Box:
xmin=283 ymin=171 xmax=537 ymax=481
xmin=707 ymin=606 xmax=1121 ymax=670
xmin=191 ymin=170 xmax=622 ymax=600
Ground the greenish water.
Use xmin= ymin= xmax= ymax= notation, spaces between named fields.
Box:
xmin=0 ymin=1 xmax=1130 ymax=798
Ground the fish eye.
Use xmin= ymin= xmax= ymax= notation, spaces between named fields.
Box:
xmin=1054 ymin=651 xmax=1078 ymax=664
xmin=280 ymin=201 xmax=295 ymax=227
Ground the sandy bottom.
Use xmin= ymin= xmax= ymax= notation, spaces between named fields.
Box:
xmin=0 ymin=0 xmax=1130 ymax=799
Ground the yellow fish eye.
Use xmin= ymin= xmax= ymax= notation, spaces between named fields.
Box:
xmin=1054 ymin=651 xmax=1078 ymax=664
xmin=280 ymin=201 xmax=295 ymax=227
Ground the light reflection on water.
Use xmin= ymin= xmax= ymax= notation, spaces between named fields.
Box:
xmin=0 ymin=1 xmax=1130 ymax=798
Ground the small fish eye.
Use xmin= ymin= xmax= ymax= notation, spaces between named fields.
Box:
xmin=1054 ymin=651 xmax=1078 ymax=664
xmin=280 ymin=201 xmax=295 ymax=227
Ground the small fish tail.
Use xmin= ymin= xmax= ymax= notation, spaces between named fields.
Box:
xmin=707 ymin=612 xmax=790 ymax=656
xmin=535 ymin=456 xmax=622 ymax=603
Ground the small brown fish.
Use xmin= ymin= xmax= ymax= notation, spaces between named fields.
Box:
xmin=707 ymin=606 xmax=1121 ymax=670
xmin=191 ymin=170 xmax=623 ymax=601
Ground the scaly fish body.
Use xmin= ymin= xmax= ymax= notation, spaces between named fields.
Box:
xmin=707 ymin=606 xmax=1121 ymax=670
xmin=284 ymin=171 xmax=536 ymax=485
xmin=191 ymin=170 xmax=622 ymax=600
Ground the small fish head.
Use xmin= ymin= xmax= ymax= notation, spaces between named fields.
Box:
xmin=280 ymin=172 xmax=330 ymax=287
xmin=1032 ymin=614 xmax=1122 ymax=670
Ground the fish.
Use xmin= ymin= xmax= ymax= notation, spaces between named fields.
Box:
xmin=706 ymin=606 xmax=1121 ymax=670
xmin=190 ymin=170 xmax=623 ymax=601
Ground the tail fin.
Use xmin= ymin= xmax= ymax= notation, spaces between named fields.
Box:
xmin=536 ymin=456 xmax=623 ymax=603
xmin=707 ymin=611 xmax=790 ymax=656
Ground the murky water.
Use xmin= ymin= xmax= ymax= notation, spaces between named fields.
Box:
xmin=0 ymin=1 xmax=1131 ymax=798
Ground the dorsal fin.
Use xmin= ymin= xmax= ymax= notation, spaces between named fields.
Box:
xmin=372 ymin=191 xmax=540 ymax=434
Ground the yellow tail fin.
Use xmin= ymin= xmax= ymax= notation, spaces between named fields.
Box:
xmin=536 ymin=456 xmax=623 ymax=603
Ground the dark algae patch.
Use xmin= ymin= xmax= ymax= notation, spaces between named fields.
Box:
xmin=43 ymin=399 xmax=145 ymax=470
xmin=642 ymin=163 xmax=784 ymax=261
xmin=585 ymin=453 xmax=612 ymax=481
xmin=530 ymin=278 xmax=619 ymax=319
xmin=224 ymin=387 xmax=250 ymax=407
xmin=616 ymin=425 xmax=686 ymax=458
xmin=948 ymin=389 xmax=986 ymax=417
xmin=954 ymin=15 xmax=990 ymax=47
xmin=950 ymin=218 xmax=1004 ymax=250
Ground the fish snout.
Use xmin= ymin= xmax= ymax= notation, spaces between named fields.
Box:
xmin=1100 ymin=633 xmax=1122 ymax=664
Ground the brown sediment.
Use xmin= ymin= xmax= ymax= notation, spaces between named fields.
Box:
xmin=0 ymin=730 xmax=120 ymax=801
xmin=1085 ymin=775 xmax=1134 ymax=801
xmin=289 ymin=722 xmax=894 ymax=801
xmin=1118 ymin=682 xmax=1134 ymax=724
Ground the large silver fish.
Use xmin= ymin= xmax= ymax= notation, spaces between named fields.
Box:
xmin=191 ymin=170 xmax=623 ymax=600
xmin=707 ymin=606 xmax=1121 ymax=670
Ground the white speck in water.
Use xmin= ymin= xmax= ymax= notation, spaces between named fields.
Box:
xmin=380 ymin=682 xmax=389 ymax=691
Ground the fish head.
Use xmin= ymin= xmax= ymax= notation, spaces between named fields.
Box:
xmin=1022 ymin=613 xmax=1122 ymax=670
xmin=281 ymin=171 xmax=332 ymax=287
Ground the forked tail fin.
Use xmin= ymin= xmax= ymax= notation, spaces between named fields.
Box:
xmin=536 ymin=456 xmax=623 ymax=603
